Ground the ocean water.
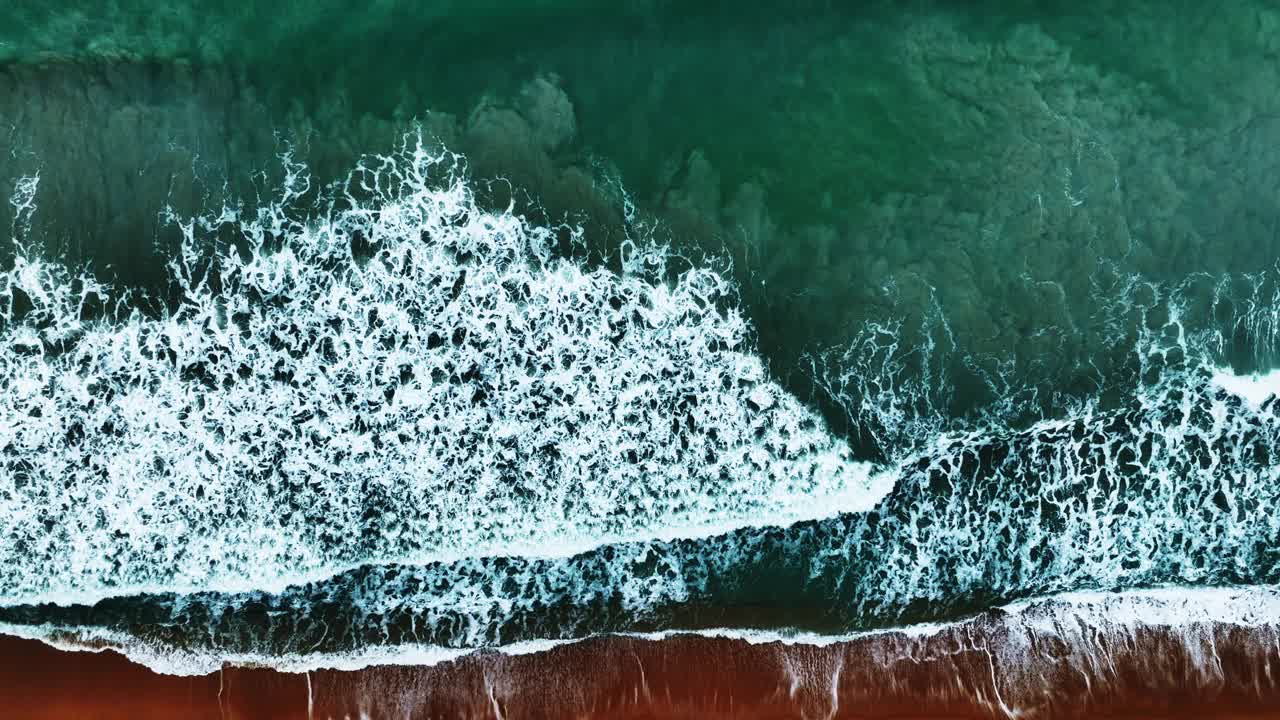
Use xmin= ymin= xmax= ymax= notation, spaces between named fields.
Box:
xmin=1 ymin=0 xmax=1280 ymax=688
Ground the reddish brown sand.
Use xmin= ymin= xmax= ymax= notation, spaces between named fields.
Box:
xmin=4 ymin=601 xmax=1280 ymax=720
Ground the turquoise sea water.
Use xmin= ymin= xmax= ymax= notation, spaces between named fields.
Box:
xmin=1 ymin=0 xmax=1279 ymax=669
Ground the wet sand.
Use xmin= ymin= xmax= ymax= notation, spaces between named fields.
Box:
xmin=5 ymin=596 xmax=1280 ymax=720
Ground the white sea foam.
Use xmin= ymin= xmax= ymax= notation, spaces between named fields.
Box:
xmin=5 ymin=131 xmax=1280 ymax=670
xmin=793 ymin=274 xmax=1280 ymax=625
xmin=7 ymin=584 xmax=1278 ymax=676
xmin=0 ymin=136 xmax=885 ymax=606
xmin=1212 ymin=367 xmax=1280 ymax=409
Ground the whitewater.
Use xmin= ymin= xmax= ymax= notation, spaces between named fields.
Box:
xmin=0 ymin=137 xmax=885 ymax=606
xmin=5 ymin=584 xmax=1280 ymax=678
xmin=1 ymin=135 xmax=1279 ymax=675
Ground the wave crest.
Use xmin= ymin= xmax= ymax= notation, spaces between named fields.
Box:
xmin=0 ymin=135 xmax=879 ymax=605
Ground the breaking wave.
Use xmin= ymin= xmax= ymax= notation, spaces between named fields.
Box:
xmin=1 ymin=134 xmax=1279 ymax=672
xmin=0 ymin=137 xmax=880 ymax=606
xmin=6 ymin=584 xmax=1280 ymax=680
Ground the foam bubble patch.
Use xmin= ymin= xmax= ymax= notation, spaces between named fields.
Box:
xmin=0 ymin=136 xmax=880 ymax=605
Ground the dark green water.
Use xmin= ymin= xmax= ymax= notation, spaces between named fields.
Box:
xmin=5 ymin=0 xmax=1280 ymax=436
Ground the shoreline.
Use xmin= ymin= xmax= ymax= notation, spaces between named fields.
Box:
xmin=6 ymin=588 xmax=1280 ymax=719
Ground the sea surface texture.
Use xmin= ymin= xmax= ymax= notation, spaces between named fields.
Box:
xmin=2 ymin=2 xmax=1280 ymax=718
